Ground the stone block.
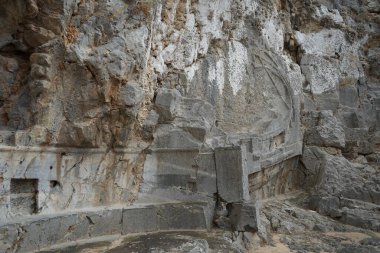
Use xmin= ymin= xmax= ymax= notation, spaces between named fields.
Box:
xmin=85 ymin=209 xmax=122 ymax=237
xmin=228 ymin=202 xmax=260 ymax=232
xmin=301 ymin=55 xmax=339 ymax=95
xmin=152 ymin=151 xmax=198 ymax=190
xmin=122 ymin=206 xmax=157 ymax=234
xmin=16 ymin=209 xmax=123 ymax=252
xmin=0 ymin=223 xmax=18 ymax=253
xmin=173 ymin=98 xmax=216 ymax=140
xmin=215 ymin=147 xmax=250 ymax=202
xmin=155 ymin=88 xmax=181 ymax=122
xmin=4 ymin=151 xmax=58 ymax=181
xmin=40 ymin=214 xmax=79 ymax=247
xmin=153 ymin=125 xmax=201 ymax=149
xmin=339 ymin=86 xmax=358 ymax=108
xmin=245 ymin=155 xmax=261 ymax=175
xmin=65 ymin=213 xmax=91 ymax=241
xmin=248 ymin=157 xmax=300 ymax=199
xmin=305 ymin=110 xmax=345 ymax=148
xmin=295 ymin=29 xmax=345 ymax=57
xmin=140 ymin=148 xmax=217 ymax=196
xmin=196 ymin=153 xmax=217 ymax=195
xmin=16 ymin=214 xmax=78 ymax=252
xmin=157 ymin=203 xmax=208 ymax=230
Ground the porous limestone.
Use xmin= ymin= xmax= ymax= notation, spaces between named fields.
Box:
xmin=0 ymin=0 xmax=379 ymax=252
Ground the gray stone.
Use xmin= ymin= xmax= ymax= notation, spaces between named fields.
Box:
xmin=152 ymin=125 xmax=201 ymax=149
xmin=100 ymin=231 xmax=240 ymax=253
xmin=119 ymin=81 xmax=144 ymax=107
xmin=0 ymin=55 xmax=19 ymax=100
xmin=340 ymin=208 xmax=380 ymax=231
xmin=301 ymin=147 xmax=380 ymax=229
xmin=339 ymin=86 xmax=359 ymax=108
xmin=0 ymin=223 xmax=18 ymax=253
xmin=215 ymin=146 xmax=250 ymax=203
xmin=29 ymin=80 xmax=52 ymax=97
xmin=157 ymin=203 xmax=209 ymax=230
xmin=142 ymin=110 xmax=159 ymax=139
xmin=196 ymin=153 xmax=217 ymax=195
xmin=340 ymin=110 xmax=360 ymax=128
xmin=338 ymin=0 xmax=362 ymax=12
xmin=360 ymin=237 xmax=380 ymax=246
xmin=65 ymin=214 xmax=91 ymax=242
xmin=301 ymin=111 xmax=320 ymax=128
xmin=295 ymin=29 xmax=346 ymax=57
xmin=16 ymin=214 xmax=78 ymax=252
xmin=301 ymin=55 xmax=339 ymax=95
xmin=313 ymin=93 xmax=341 ymax=111
xmin=141 ymin=150 xmax=199 ymax=191
xmin=249 ymin=157 xmax=302 ymax=200
xmin=23 ymin=24 xmax=56 ymax=47
xmin=173 ymin=97 xmax=216 ymax=141
xmin=305 ymin=110 xmax=345 ymax=148
xmin=338 ymin=245 xmax=377 ymax=253
xmin=309 ymin=195 xmax=342 ymax=218
xmin=228 ymin=202 xmax=260 ymax=232
xmin=143 ymin=110 xmax=159 ymax=130
xmin=0 ymin=0 xmax=379 ymax=248
xmin=155 ymin=88 xmax=181 ymax=122
xmin=344 ymin=128 xmax=373 ymax=155
xmin=30 ymin=53 xmax=52 ymax=67
xmin=366 ymin=153 xmax=380 ymax=164
xmin=122 ymin=206 xmax=157 ymax=234
xmin=0 ymin=130 xmax=15 ymax=145
xmin=84 ymin=209 xmax=122 ymax=237
xmin=0 ymin=202 xmax=217 ymax=252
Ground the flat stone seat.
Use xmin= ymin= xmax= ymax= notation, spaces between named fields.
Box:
xmin=0 ymin=201 xmax=213 ymax=253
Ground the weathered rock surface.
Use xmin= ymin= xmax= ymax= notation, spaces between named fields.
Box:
xmin=260 ymin=194 xmax=380 ymax=253
xmin=301 ymin=147 xmax=380 ymax=231
xmin=36 ymin=195 xmax=380 ymax=253
xmin=0 ymin=0 xmax=379 ymax=252
xmin=39 ymin=231 xmax=244 ymax=253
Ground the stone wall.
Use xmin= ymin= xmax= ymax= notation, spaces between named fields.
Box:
xmin=0 ymin=202 xmax=213 ymax=252
xmin=0 ymin=0 xmax=379 ymax=251
xmin=0 ymin=0 xmax=304 ymax=220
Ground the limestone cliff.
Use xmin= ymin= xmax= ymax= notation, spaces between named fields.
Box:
xmin=0 ymin=0 xmax=379 ymax=252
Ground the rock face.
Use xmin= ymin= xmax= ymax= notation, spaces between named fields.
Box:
xmin=302 ymin=147 xmax=380 ymax=231
xmin=0 ymin=0 xmax=302 ymax=217
xmin=0 ymin=0 xmax=379 ymax=252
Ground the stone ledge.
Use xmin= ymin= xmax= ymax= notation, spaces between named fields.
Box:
xmin=0 ymin=145 xmax=145 ymax=154
xmin=38 ymin=234 xmax=120 ymax=253
xmin=0 ymin=202 xmax=213 ymax=253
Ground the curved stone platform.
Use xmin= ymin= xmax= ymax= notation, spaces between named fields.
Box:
xmin=38 ymin=230 xmax=242 ymax=253
xmin=0 ymin=201 xmax=214 ymax=253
